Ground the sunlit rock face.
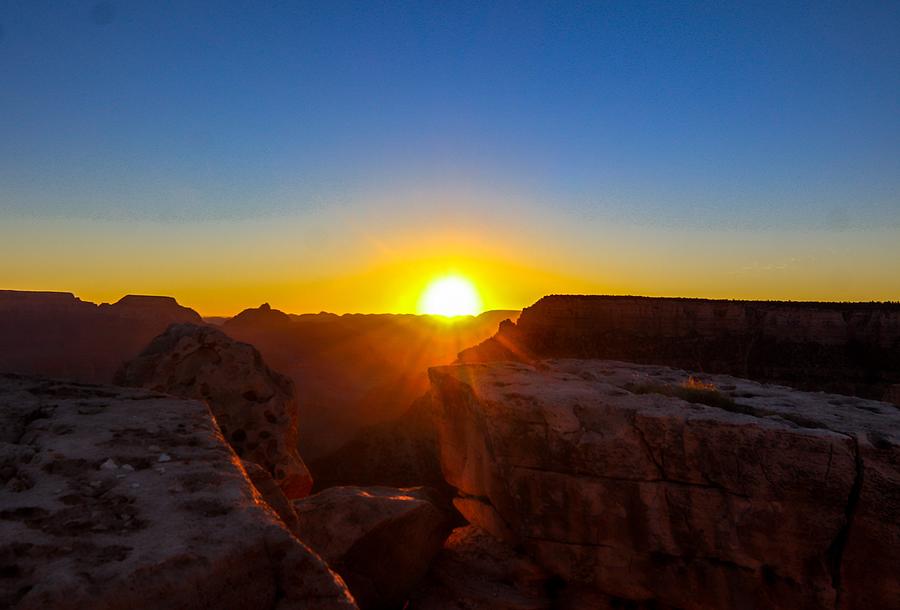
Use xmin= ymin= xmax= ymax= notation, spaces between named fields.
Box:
xmin=0 ymin=373 xmax=356 ymax=610
xmin=429 ymin=360 xmax=900 ymax=610
xmin=459 ymin=295 xmax=900 ymax=402
xmin=115 ymin=323 xmax=313 ymax=499
xmin=293 ymin=486 xmax=451 ymax=610
xmin=0 ymin=290 xmax=202 ymax=383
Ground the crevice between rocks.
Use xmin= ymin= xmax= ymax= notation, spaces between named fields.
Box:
xmin=826 ymin=434 xmax=864 ymax=608
xmin=629 ymin=416 xmax=666 ymax=480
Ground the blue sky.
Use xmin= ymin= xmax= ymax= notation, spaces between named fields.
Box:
xmin=1 ymin=1 xmax=898 ymax=312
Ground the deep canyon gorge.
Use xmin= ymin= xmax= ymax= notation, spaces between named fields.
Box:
xmin=1 ymin=290 xmax=898 ymax=609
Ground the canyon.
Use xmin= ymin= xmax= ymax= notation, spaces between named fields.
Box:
xmin=1 ymin=291 xmax=899 ymax=609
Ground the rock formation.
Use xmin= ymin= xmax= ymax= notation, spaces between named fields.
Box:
xmin=115 ymin=323 xmax=313 ymax=499
xmin=0 ymin=373 xmax=356 ymax=610
xmin=459 ymin=295 xmax=900 ymax=403
xmin=429 ymin=360 xmax=900 ymax=610
xmin=293 ymin=486 xmax=451 ymax=609
xmin=0 ymin=290 xmax=202 ymax=384
xmin=407 ymin=525 xmax=553 ymax=610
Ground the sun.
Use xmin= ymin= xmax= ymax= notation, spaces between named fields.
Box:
xmin=418 ymin=275 xmax=482 ymax=317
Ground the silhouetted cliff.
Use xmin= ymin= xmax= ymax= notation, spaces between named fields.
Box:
xmin=0 ymin=290 xmax=201 ymax=383
xmin=459 ymin=295 xmax=900 ymax=403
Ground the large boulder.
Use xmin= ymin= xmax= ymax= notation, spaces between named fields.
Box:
xmin=115 ymin=323 xmax=312 ymax=499
xmin=429 ymin=360 xmax=900 ymax=610
xmin=293 ymin=486 xmax=452 ymax=609
xmin=0 ymin=373 xmax=356 ymax=610
xmin=407 ymin=525 xmax=552 ymax=610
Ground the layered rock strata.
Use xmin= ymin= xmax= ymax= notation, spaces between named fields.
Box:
xmin=429 ymin=360 xmax=900 ymax=610
xmin=116 ymin=323 xmax=313 ymax=499
xmin=459 ymin=295 xmax=900 ymax=402
xmin=0 ymin=373 xmax=356 ymax=610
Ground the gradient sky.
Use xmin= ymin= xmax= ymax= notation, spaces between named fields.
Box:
xmin=1 ymin=1 xmax=898 ymax=315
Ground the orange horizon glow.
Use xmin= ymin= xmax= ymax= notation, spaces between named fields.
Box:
xmin=2 ymin=190 xmax=899 ymax=317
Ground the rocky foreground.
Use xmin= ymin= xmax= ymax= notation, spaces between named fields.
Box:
xmin=0 ymin=374 xmax=356 ymax=610
xmin=429 ymin=360 xmax=900 ymax=610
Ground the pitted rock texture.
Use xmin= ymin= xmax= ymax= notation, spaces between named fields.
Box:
xmin=458 ymin=295 xmax=900 ymax=402
xmin=293 ymin=486 xmax=451 ymax=610
xmin=0 ymin=291 xmax=202 ymax=384
xmin=429 ymin=360 xmax=900 ymax=610
xmin=116 ymin=323 xmax=313 ymax=499
xmin=0 ymin=373 xmax=356 ymax=610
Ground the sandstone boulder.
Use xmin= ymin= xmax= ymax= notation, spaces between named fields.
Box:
xmin=0 ymin=373 xmax=356 ymax=610
xmin=116 ymin=323 xmax=313 ymax=498
xmin=293 ymin=486 xmax=451 ymax=609
xmin=407 ymin=525 xmax=552 ymax=610
xmin=429 ymin=360 xmax=900 ymax=610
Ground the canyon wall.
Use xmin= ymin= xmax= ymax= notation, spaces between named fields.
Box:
xmin=459 ymin=295 xmax=900 ymax=403
xmin=0 ymin=291 xmax=201 ymax=383
xmin=429 ymin=360 xmax=900 ymax=610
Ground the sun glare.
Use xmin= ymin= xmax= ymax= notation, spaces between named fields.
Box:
xmin=419 ymin=276 xmax=482 ymax=317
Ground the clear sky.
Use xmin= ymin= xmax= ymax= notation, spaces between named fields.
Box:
xmin=1 ymin=1 xmax=898 ymax=315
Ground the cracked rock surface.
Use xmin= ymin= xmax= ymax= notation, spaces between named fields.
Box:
xmin=429 ymin=360 xmax=900 ymax=610
xmin=0 ymin=373 xmax=356 ymax=610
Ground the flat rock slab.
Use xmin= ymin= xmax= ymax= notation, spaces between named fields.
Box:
xmin=429 ymin=360 xmax=900 ymax=610
xmin=0 ymin=374 xmax=356 ymax=610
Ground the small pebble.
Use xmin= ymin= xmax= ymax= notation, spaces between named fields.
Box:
xmin=158 ymin=453 xmax=171 ymax=463
xmin=121 ymin=464 xmax=135 ymax=472
xmin=100 ymin=458 xmax=117 ymax=470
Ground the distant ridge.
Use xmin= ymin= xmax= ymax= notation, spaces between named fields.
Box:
xmin=0 ymin=290 xmax=201 ymax=383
